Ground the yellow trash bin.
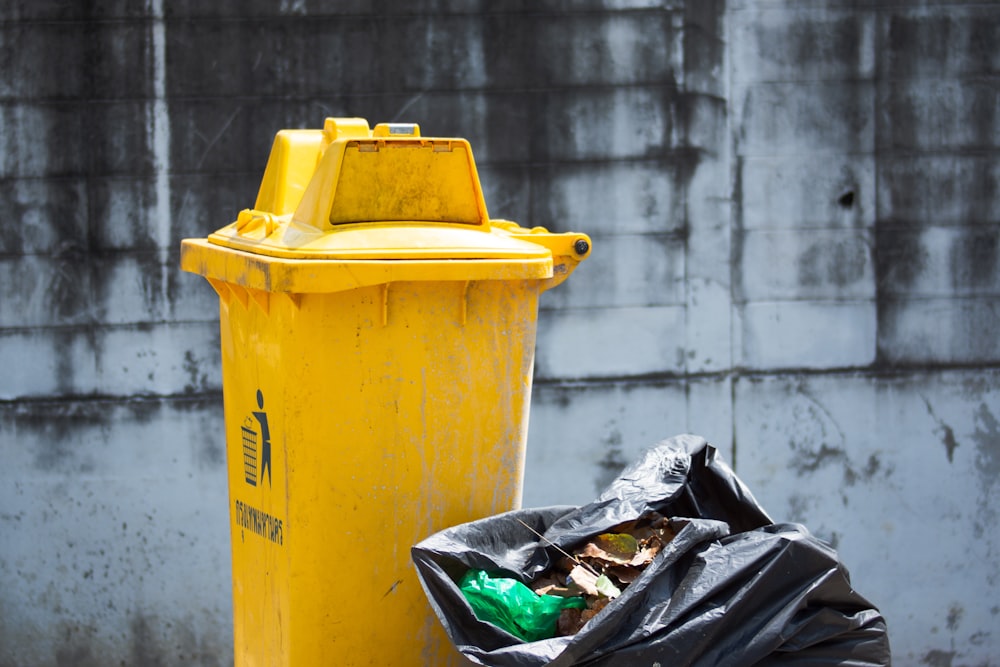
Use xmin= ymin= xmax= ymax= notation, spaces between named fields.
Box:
xmin=180 ymin=117 xmax=591 ymax=666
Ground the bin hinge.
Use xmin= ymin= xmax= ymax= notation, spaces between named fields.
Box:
xmin=491 ymin=220 xmax=592 ymax=292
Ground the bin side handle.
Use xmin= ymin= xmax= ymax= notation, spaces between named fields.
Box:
xmin=491 ymin=220 xmax=591 ymax=292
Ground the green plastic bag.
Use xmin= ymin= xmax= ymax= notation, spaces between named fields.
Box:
xmin=459 ymin=569 xmax=587 ymax=642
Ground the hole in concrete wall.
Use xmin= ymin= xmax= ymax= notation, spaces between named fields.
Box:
xmin=838 ymin=190 xmax=855 ymax=209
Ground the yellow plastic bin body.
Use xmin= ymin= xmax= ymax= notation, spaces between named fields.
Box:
xmin=180 ymin=118 xmax=591 ymax=666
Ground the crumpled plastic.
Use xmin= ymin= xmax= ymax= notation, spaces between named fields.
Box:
xmin=412 ymin=434 xmax=891 ymax=666
xmin=459 ymin=569 xmax=587 ymax=642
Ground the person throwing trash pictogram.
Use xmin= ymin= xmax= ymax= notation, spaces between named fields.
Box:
xmin=252 ymin=389 xmax=272 ymax=487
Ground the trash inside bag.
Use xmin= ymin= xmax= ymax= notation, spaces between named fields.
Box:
xmin=459 ymin=570 xmax=586 ymax=642
xmin=412 ymin=434 xmax=891 ymax=666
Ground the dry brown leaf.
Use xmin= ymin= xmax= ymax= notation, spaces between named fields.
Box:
xmin=554 ymin=555 xmax=578 ymax=575
xmin=566 ymin=564 xmax=601 ymax=596
xmin=580 ymin=597 xmax=612 ymax=625
xmin=536 ymin=512 xmax=682 ymax=637
xmin=557 ymin=607 xmax=583 ymax=636
xmin=555 ymin=585 xmax=617 ymax=636
xmin=627 ymin=543 xmax=661 ymax=567
xmin=606 ymin=565 xmax=643 ymax=584
xmin=578 ymin=533 xmax=639 ymax=565
xmin=534 ymin=584 xmax=579 ymax=598
xmin=590 ymin=597 xmax=612 ymax=614
xmin=530 ymin=575 xmax=561 ymax=592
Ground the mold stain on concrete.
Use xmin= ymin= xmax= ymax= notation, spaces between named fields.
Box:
xmin=921 ymin=648 xmax=955 ymax=667
xmin=785 ymin=389 xmax=893 ymax=496
xmin=950 ymin=226 xmax=998 ymax=292
xmin=789 ymin=441 xmax=848 ymax=475
xmin=730 ymin=154 xmax=746 ymax=305
xmin=129 ymin=613 xmax=166 ymax=667
xmin=55 ymin=640 xmax=99 ymax=667
xmin=843 ymin=453 xmax=886 ymax=487
xmin=49 ymin=240 xmax=92 ymax=324
xmin=946 ymin=603 xmax=963 ymax=632
xmin=797 ymin=237 xmax=868 ymax=289
xmin=971 ymin=402 xmax=1000 ymax=484
xmin=971 ymin=401 xmax=1000 ymax=535
xmin=787 ymin=493 xmax=810 ymax=523
xmin=922 ymin=396 xmax=959 ymax=463
xmin=13 ymin=401 xmax=109 ymax=473
xmin=825 ymin=530 xmax=841 ymax=550
xmin=595 ymin=427 xmax=628 ymax=493
xmin=875 ymin=226 xmax=928 ymax=295
xmin=197 ymin=429 xmax=225 ymax=470
xmin=183 ymin=349 xmax=209 ymax=393
xmin=781 ymin=388 xmax=897 ymax=495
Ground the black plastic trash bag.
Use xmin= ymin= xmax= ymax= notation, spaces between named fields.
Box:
xmin=412 ymin=434 xmax=890 ymax=666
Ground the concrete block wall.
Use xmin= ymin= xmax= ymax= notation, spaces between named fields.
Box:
xmin=526 ymin=0 xmax=737 ymax=503
xmin=726 ymin=2 xmax=1000 ymax=664
xmin=1 ymin=1 xmax=998 ymax=664
xmin=0 ymin=3 xmax=232 ymax=665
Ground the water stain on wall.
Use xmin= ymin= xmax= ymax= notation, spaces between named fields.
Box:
xmin=923 ymin=396 xmax=959 ymax=463
xmin=55 ymin=642 xmax=100 ymax=667
xmin=12 ymin=400 xmax=109 ymax=473
xmin=48 ymin=241 xmax=93 ymax=324
xmin=971 ymin=402 xmax=1000 ymax=490
xmin=789 ymin=440 xmax=848 ymax=475
xmin=797 ymin=237 xmax=869 ymax=289
xmin=875 ymin=227 xmax=928 ymax=296
xmin=950 ymin=226 xmax=998 ymax=292
xmin=921 ymin=648 xmax=956 ymax=667
xmin=946 ymin=603 xmax=964 ymax=632
xmin=595 ymin=427 xmax=628 ymax=493
xmin=129 ymin=613 xmax=166 ymax=667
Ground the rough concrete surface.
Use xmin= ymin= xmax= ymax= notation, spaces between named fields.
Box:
xmin=1 ymin=1 xmax=997 ymax=665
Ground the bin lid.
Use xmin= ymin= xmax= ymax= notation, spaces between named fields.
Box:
xmin=206 ymin=121 xmax=552 ymax=262
xmin=181 ymin=119 xmax=591 ymax=294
